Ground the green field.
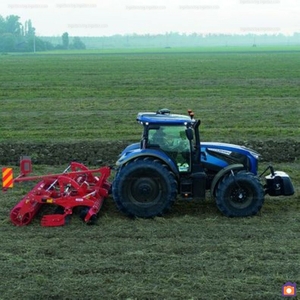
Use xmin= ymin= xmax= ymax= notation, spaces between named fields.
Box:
xmin=0 ymin=47 xmax=299 ymax=299
xmin=1 ymin=47 xmax=299 ymax=143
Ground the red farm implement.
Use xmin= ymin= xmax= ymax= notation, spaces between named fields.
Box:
xmin=2 ymin=157 xmax=111 ymax=227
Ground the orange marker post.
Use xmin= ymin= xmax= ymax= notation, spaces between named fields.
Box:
xmin=2 ymin=167 xmax=13 ymax=189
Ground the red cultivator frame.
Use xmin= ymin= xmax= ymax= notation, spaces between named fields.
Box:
xmin=3 ymin=157 xmax=111 ymax=227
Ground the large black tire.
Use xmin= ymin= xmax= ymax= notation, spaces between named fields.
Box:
xmin=112 ymin=158 xmax=177 ymax=218
xmin=215 ymin=172 xmax=264 ymax=217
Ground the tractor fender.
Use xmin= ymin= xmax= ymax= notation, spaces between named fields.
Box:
xmin=210 ymin=163 xmax=245 ymax=198
xmin=116 ymin=149 xmax=179 ymax=177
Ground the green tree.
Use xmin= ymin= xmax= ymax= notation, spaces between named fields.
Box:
xmin=5 ymin=15 xmax=22 ymax=35
xmin=71 ymin=36 xmax=86 ymax=49
xmin=25 ymin=19 xmax=35 ymax=36
xmin=0 ymin=15 xmax=5 ymax=35
xmin=62 ymin=32 xmax=69 ymax=49
xmin=0 ymin=33 xmax=16 ymax=51
xmin=0 ymin=14 xmax=54 ymax=52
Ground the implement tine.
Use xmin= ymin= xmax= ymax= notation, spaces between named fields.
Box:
xmin=41 ymin=214 xmax=68 ymax=227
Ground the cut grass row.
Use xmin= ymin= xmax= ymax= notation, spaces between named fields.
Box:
xmin=0 ymin=49 xmax=299 ymax=143
xmin=0 ymin=98 xmax=299 ymax=143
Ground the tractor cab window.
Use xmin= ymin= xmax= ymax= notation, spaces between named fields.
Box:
xmin=148 ymin=125 xmax=191 ymax=172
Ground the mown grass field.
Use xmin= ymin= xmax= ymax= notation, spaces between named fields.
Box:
xmin=0 ymin=47 xmax=299 ymax=299
xmin=0 ymin=46 xmax=300 ymax=143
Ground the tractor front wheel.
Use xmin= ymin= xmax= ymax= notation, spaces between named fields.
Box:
xmin=215 ymin=172 xmax=264 ymax=217
xmin=112 ymin=158 xmax=177 ymax=218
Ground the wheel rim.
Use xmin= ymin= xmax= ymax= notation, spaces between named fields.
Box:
xmin=10 ymin=207 xmax=32 ymax=226
xmin=226 ymin=182 xmax=254 ymax=209
xmin=125 ymin=175 xmax=163 ymax=207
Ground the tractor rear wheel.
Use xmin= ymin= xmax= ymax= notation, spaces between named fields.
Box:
xmin=215 ymin=172 xmax=264 ymax=217
xmin=112 ymin=158 xmax=177 ymax=218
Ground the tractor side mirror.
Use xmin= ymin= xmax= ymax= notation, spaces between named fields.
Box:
xmin=185 ymin=128 xmax=193 ymax=140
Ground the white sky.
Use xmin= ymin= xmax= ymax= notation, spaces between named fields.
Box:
xmin=0 ymin=0 xmax=299 ymax=36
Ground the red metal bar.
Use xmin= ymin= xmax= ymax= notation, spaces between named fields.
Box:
xmin=13 ymin=168 xmax=107 ymax=183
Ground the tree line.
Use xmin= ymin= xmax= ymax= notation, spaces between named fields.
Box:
xmin=1 ymin=14 xmax=300 ymax=52
xmin=43 ymin=32 xmax=300 ymax=50
xmin=0 ymin=15 xmax=86 ymax=52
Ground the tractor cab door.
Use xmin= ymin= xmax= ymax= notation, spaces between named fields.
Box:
xmin=147 ymin=125 xmax=191 ymax=172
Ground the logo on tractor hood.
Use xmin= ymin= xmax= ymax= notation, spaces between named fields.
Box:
xmin=207 ymin=148 xmax=232 ymax=156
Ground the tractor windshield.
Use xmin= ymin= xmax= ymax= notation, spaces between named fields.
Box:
xmin=148 ymin=125 xmax=191 ymax=171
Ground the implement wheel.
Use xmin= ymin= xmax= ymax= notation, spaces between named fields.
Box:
xmin=215 ymin=172 xmax=264 ymax=217
xmin=112 ymin=158 xmax=177 ymax=218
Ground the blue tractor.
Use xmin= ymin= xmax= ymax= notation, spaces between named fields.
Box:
xmin=112 ymin=109 xmax=294 ymax=218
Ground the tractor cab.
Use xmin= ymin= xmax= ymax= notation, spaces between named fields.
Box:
xmin=147 ymin=125 xmax=191 ymax=171
xmin=137 ymin=108 xmax=201 ymax=173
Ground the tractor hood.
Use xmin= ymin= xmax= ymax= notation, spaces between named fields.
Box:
xmin=201 ymin=142 xmax=260 ymax=174
xmin=201 ymin=142 xmax=260 ymax=158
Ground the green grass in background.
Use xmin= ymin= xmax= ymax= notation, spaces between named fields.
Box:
xmin=0 ymin=47 xmax=299 ymax=143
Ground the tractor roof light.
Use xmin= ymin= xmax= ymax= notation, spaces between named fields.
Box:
xmin=187 ymin=109 xmax=195 ymax=120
